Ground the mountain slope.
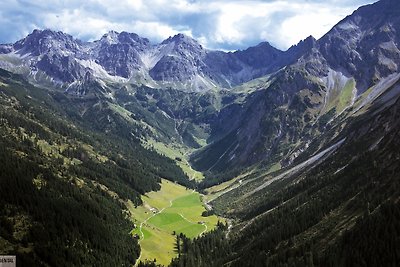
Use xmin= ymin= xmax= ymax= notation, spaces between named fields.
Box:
xmin=171 ymin=62 xmax=400 ymax=267
xmin=221 ymin=73 xmax=400 ymax=266
xmin=191 ymin=0 xmax=400 ymax=179
xmin=0 ymin=69 xmax=190 ymax=266
xmin=319 ymin=0 xmax=400 ymax=92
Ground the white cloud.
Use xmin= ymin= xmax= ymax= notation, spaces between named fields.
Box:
xmin=131 ymin=21 xmax=187 ymax=41
xmin=265 ymin=2 xmax=356 ymax=49
xmin=0 ymin=0 xmax=375 ymax=51
xmin=207 ymin=2 xmax=281 ymax=47
xmin=201 ymin=1 xmax=359 ymax=50
xmin=278 ymin=11 xmax=346 ymax=48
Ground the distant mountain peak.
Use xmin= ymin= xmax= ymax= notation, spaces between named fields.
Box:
xmin=255 ymin=41 xmax=274 ymax=48
xmin=245 ymin=41 xmax=282 ymax=53
xmin=288 ymin=35 xmax=316 ymax=51
xmin=14 ymin=28 xmax=79 ymax=56
xmin=22 ymin=28 xmax=74 ymax=42
xmin=166 ymin=33 xmax=192 ymax=41
xmin=31 ymin=28 xmax=65 ymax=36
xmin=161 ymin=33 xmax=201 ymax=47
xmin=100 ymin=30 xmax=120 ymax=44
xmin=98 ymin=31 xmax=150 ymax=48
xmin=303 ymin=35 xmax=317 ymax=43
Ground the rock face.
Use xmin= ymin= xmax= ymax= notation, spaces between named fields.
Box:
xmin=10 ymin=29 xmax=88 ymax=83
xmin=13 ymin=29 xmax=81 ymax=57
xmin=317 ymin=0 xmax=400 ymax=93
xmin=95 ymin=31 xmax=151 ymax=78
xmin=149 ymin=33 xmax=207 ymax=82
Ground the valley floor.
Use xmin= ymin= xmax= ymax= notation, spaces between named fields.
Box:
xmin=127 ymin=179 xmax=221 ymax=266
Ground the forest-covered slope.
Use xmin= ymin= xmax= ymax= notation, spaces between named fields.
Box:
xmin=0 ymin=69 xmax=190 ymax=266
xmin=169 ymin=72 xmax=400 ymax=267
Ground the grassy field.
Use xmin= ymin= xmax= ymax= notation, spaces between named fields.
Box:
xmin=128 ymin=179 xmax=221 ymax=266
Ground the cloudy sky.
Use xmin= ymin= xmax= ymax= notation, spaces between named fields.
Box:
xmin=1 ymin=0 xmax=376 ymax=51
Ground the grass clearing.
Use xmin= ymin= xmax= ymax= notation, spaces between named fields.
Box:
xmin=324 ymin=78 xmax=356 ymax=114
xmin=145 ymin=139 xmax=205 ymax=181
xmin=128 ymin=179 xmax=222 ymax=266
xmin=337 ymin=79 xmax=356 ymax=112
xmin=109 ymin=103 xmax=133 ymax=121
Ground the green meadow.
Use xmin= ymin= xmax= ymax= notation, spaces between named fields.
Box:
xmin=128 ymin=179 xmax=221 ymax=266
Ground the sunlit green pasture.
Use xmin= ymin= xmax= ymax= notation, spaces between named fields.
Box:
xmin=128 ymin=179 xmax=221 ymax=266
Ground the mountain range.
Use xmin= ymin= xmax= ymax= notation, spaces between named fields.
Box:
xmin=0 ymin=27 xmax=310 ymax=92
xmin=0 ymin=0 xmax=400 ymax=266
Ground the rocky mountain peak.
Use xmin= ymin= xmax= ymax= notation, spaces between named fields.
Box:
xmin=231 ymin=40 xmax=285 ymax=74
xmin=148 ymin=33 xmax=210 ymax=87
xmin=236 ymin=41 xmax=282 ymax=56
xmin=161 ymin=33 xmax=204 ymax=52
xmin=255 ymin=41 xmax=275 ymax=49
xmin=14 ymin=29 xmax=79 ymax=56
xmin=285 ymin=35 xmax=317 ymax=62
xmin=118 ymin=32 xmax=150 ymax=48
xmin=100 ymin=30 xmax=120 ymax=45
xmin=162 ymin=33 xmax=196 ymax=44
xmin=99 ymin=31 xmax=150 ymax=48
xmin=296 ymin=36 xmax=317 ymax=50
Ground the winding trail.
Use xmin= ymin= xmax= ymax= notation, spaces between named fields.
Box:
xmin=200 ymin=223 xmax=208 ymax=236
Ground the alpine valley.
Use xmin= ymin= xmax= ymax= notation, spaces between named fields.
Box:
xmin=1 ymin=0 xmax=400 ymax=266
